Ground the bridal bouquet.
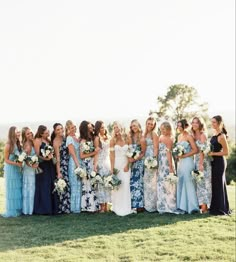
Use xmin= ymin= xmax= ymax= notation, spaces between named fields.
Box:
xmin=144 ymin=156 xmax=158 ymax=170
xmin=15 ymin=151 xmax=27 ymax=164
xmin=90 ymin=170 xmax=103 ymax=187
xmin=80 ymin=141 xmax=95 ymax=154
xmin=74 ymin=166 xmax=87 ymax=179
xmin=104 ymin=168 xmax=121 ymax=190
xmin=172 ymin=144 xmax=185 ymax=157
xmin=53 ymin=178 xmax=67 ymax=199
xmin=165 ymin=173 xmax=179 ymax=185
xmin=126 ymin=145 xmax=141 ymax=160
xmin=192 ymin=170 xmax=204 ymax=183
xmin=41 ymin=145 xmax=54 ymax=158
xmin=196 ymin=141 xmax=213 ymax=161
xmin=26 ymin=154 xmax=43 ymax=174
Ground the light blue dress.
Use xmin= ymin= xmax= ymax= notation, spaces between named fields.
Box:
xmin=22 ymin=147 xmax=36 ymax=215
xmin=66 ymin=136 xmax=81 ymax=213
xmin=143 ymin=138 xmax=157 ymax=212
xmin=2 ymin=145 xmax=22 ymax=217
xmin=176 ymin=141 xmax=199 ymax=214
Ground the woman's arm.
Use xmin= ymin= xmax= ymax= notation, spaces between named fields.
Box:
xmin=4 ymin=143 xmax=22 ymax=167
xmin=93 ymin=136 xmax=100 ymax=172
xmin=165 ymin=138 xmax=175 ymax=173
xmin=179 ymin=135 xmax=198 ymax=159
xmin=53 ymin=141 xmax=62 ymax=178
xmin=109 ymin=139 xmax=115 ymax=172
xmin=152 ymin=132 xmax=159 ymax=158
xmin=198 ymin=133 xmax=207 ymax=171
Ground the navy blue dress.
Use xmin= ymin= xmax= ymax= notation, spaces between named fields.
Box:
xmin=210 ymin=133 xmax=231 ymax=215
xmin=34 ymin=142 xmax=58 ymax=215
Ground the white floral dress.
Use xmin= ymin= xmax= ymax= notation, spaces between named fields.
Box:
xmin=143 ymin=138 xmax=157 ymax=212
xmin=195 ymin=140 xmax=212 ymax=207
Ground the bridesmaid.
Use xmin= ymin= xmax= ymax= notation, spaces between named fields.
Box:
xmin=110 ymin=121 xmax=133 ymax=216
xmin=208 ymin=115 xmax=231 ymax=215
xmin=127 ymin=119 xmax=146 ymax=213
xmin=176 ymin=119 xmax=199 ymax=214
xmin=2 ymin=126 xmax=22 ymax=217
xmin=157 ymin=122 xmax=179 ymax=214
xmin=65 ymin=120 xmax=81 ymax=213
xmin=22 ymin=127 xmax=37 ymax=215
xmin=51 ymin=123 xmax=70 ymax=214
xmin=34 ymin=125 xmax=58 ymax=215
xmin=191 ymin=117 xmax=212 ymax=213
xmin=79 ymin=120 xmax=100 ymax=212
xmin=143 ymin=116 xmax=158 ymax=212
xmin=94 ymin=120 xmax=111 ymax=213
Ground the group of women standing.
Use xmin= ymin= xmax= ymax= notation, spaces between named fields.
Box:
xmin=1 ymin=115 xmax=232 ymax=218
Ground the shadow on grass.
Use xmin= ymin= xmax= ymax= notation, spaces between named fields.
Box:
xmin=0 ymin=210 xmax=212 ymax=252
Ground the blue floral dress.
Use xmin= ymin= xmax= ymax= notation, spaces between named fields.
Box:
xmin=2 ymin=145 xmax=22 ymax=217
xmin=195 ymin=140 xmax=212 ymax=207
xmin=157 ymin=143 xmax=179 ymax=214
xmin=130 ymin=143 xmax=144 ymax=209
xmin=80 ymin=140 xmax=99 ymax=212
xmin=143 ymin=138 xmax=157 ymax=212
xmin=66 ymin=136 xmax=81 ymax=213
xmin=22 ymin=147 xmax=36 ymax=215
xmin=58 ymin=138 xmax=70 ymax=213
xmin=176 ymin=141 xmax=199 ymax=214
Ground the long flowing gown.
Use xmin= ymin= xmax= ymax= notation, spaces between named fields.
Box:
xmin=34 ymin=142 xmax=58 ymax=215
xmin=58 ymin=138 xmax=70 ymax=214
xmin=195 ymin=140 xmax=212 ymax=208
xmin=143 ymin=137 xmax=157 ymax=212
xmin=2 ymin=145 xmax=22 ymax=217
xmin=210 ymin=134 xmax=231 ymax=215
xmin=66 ymin=136 xmax=81 ymax=213
xmin=96 ymin=139 xmax=111 ymax=204
xmin=157 ymin=143 xmax=179 ymax=214
xmin=176 ymin=141 xmax=199 ymax=214
xmin=22 ymin=147 xmax=36 ymax=215
xmin=130 ymin=143 xmax=144 ymax=209
xmin=111 ymin=144 xmax=133 ymax=216
xmin=80 ymin=141 xmax=99 ymax=212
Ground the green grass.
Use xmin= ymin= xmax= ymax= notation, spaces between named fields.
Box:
xmin=0 ymin=178 xmax=235 ymax=262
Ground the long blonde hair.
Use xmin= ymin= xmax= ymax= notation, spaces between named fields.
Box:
xmin=112 ymin=121 xmax=128 ymax=144
xmin=129 ymin=119 xmax=142 ymax=144
xmin=7 ymin=126 xmax=21 ymax=154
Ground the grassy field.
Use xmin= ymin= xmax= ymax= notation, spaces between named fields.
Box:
xmin=0 ymin=178 xmax=235 ymax=262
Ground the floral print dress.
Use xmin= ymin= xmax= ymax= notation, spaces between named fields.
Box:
xmin=80 ymin=140 xmax=99 ymax=212
xmin=195 ymin=140 xmax=212 ymax=207
xmin=143 ymin=138 xmax=157 ymax=212
xmin=157 ymin=143 xmax=179 ymax=214
xmin=130 ymin=143 xmax=144 ymax=209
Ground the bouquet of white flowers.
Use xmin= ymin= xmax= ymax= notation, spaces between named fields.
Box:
xmin=74 ymin=166 xmax=87 ymax=179
xmin=104 ymin=168 xmax=121 ymax=190
xmin=52 ymin=178 xmax=67 ymax=199
xmin=15 ymin=151 xmax=27 ymax=163
xmin=26 ymin=154 xmax=43 ymax=174
xmin=196 ymin=141 xmax=213 ymax=161
xmin=80 ymin=141 xmax=95 ymax=154
xmin=192 ymin=170 xmax=204 ymax=183
xmin=144 ymin=156 xmax=158 ymax=170
xmin=41 ymin=145 xmax=54 ymax=158
xmin=165 ymin=172 xmax=179 ymax=185
xmin=126 ymin=145 xmax=141 ymax=160
xmin=172 ymin=144 xmax=185 ymax=157
xmin=90 ymin=170 xmax=103 ymax=187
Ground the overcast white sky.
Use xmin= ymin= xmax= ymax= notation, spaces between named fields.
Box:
xmin=0 ymin=0 xmax=235 ymax=126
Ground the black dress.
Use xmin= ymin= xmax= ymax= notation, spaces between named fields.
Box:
xmin=58 ymin=138 xmax=70 ymax=214
xmin=209 ymin=133 xmax=231 ymax=215
xmin=34 ymin=142 xmax=58 ymax=215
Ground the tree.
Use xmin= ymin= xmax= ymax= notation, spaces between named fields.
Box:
xmin=150 ymin=84 xmax=209 ymax=125
xmin=0 ymin=141 xmax=4 ymax=177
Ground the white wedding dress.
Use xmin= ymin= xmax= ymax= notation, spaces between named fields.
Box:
xmin=111 ymin=144 xmax=133 ymax=216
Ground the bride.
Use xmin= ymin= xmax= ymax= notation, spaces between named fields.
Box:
xmin=110 ymin=121 xmax=133 ymax=216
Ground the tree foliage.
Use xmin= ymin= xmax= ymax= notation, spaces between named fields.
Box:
xmin=0 ymin=141 xmax=4 ymax=177
xmin=226 ymin=145 xmax=236 ymax=185
xmin=150 ymin=84 xmax=209 ymax=125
